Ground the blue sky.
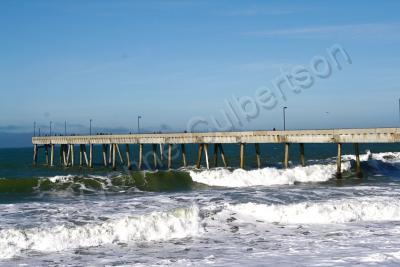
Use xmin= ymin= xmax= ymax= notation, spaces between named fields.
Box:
xmin=0 ymin=0 xmax=399 ymax=138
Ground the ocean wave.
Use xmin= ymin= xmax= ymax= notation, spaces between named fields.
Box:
xmin=189 ymin=162 xmax=351 ymax=187
xmin=0 ymin=205 xmax=200 ymax=259
xmin=225 ymin=197 xmax=400 ymax=224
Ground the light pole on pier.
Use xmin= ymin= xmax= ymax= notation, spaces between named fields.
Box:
xmin=283 ymin=107 xmax=288 ymax=131
xmin=138 ymin=116 xmax=142 ymax=134
xmin=33 ymin=121 xmax=36 ymax=137
xmin=64 ymin=121 xmax=67 ymax=136
xmin=49 ymin=121 xmax=52 ymax=136
xmin=89 ymin=119 xmax=92 ymax=136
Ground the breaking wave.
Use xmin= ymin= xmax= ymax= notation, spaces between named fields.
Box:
xmin=226 ymin=197 xmax=400 ymax=224
xmin=189 ymin=162 xmax=351 ymax=187
xmin=0 ymin=206 xmax=200 ymax=259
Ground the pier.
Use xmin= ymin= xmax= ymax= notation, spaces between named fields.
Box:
xmin=32 ymin=128 xmax=400 ymax=178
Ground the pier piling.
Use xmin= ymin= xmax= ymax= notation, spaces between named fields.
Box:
xmin=240 ymin=143 xmax=245 ymax=169
xmin=181 ymin=144 xmax=187 ymax=167
xmin=354 ymin=143 xmax=363 ymax=178
xmin=138 ymin=144 xmax=143 ymax=170
xmin=168 ymin=144 xmax=172 ymax=169
xmin=219 ymin=144 xmax=228 ymax=168
xmin=284 ymin=143 xmax=290 ymax=169
xmin=126 ymin=144 xmax=132 ymax=170
xmin=336 ymin=143 xmax=342 ymax=179
xmin=255 ymin=143 xmax=261 ymax=169
xmin=300 ymin=143 xmax=305 ymax=167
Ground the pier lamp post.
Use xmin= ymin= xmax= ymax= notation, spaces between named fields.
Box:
xmin=64 ymin=121 xmax=67 ymax=136
xmin=49 ymin=121 xmax=52 ymax=136
xmin=138 ymin=116 xmax=142 ymax=134
xmin=283 ymin=107 xmax=288 ymax=131
xmin=89 ymin=119 xmax=93 ymax=136
xmin=33 ymin=121 xmax=36 ymax=137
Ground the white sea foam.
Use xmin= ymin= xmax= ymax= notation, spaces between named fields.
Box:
xmin=371 ymin=152 xmax=400 ymax=163
xmin=226 ymin=197 xmax=400 ymax=224
xmin=47 ymin=175 xmax=76 ymax=183
xmin=0 ymin=206 xmax=200 ymax=259
xmin=189 ymin=162 xmax=351 ymax=187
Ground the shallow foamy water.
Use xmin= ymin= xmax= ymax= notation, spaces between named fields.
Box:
xmin=1 ymin=150 xmax=400 ymax=266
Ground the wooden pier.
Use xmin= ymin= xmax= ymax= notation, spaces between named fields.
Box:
xmin=32 ymin=128 xmax=400 ymax=178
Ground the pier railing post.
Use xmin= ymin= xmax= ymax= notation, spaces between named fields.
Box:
xmin=336 ymin=143 xmax=342 ymax=179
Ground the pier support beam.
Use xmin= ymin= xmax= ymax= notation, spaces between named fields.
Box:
xmin=284 ymin=143 xmax=290 ymax=169
xmin=45 ymin=145 xmax=49 ymax=165
xmin=204 ymin=144 xmax=210 ymax=170
xmin=354 ymin=143 xmax=363 ymax=178
xmin=168 ymin=144 xmax=172 ymax=169
xmin=196 ymin=144 xmax=204 ymax=169
xmin=33 ymin=144 xmax=38 ymax=165
xmin=80 ymin=145 xmax=83 ymax=166
xmin=102 ymin=145 xmax=108 ymax=167
xmin=126 ymin=144 xmax=132 ymax=170
xmin=112 ymin=144 xmax=116 ymax=170
xmin=219 ymin=144 xmax=228 ymax=168
xmin=70 ymin=145 xmax=74 ymax=166
xmin=240 ymin=143 xmax=245 ymax=169
xmin=50 ymin=144 xmax=54 ymax=167
xmin=116 ymin=145 xmax=124 ymax=164
xmin=152 ymin=144 xmax=158 ymax=169
xmin=299 ymin=143 xmax=305 ymax=167
xmin=255 ymin=143 xmax=261 ymax=169
xmin=89 ymin=144 xmax=93 ymax=168
xmin=181 ymin=144 xmax=187 ymax=167
xmin=82 ymin=145 xmax=89 ymax=167
xmin=213 ymin=144 xmax=219 ymax=167
xmin=336 ymin=143 xmax=342 ymax=179
xmin=62 ymin=145 xmax=67 ymax=167
xmin=138 ymin=144 xmax=143 ymax=170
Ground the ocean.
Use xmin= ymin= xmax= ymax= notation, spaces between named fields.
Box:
xmin=1 ymin=143 xmax=400 ymax=266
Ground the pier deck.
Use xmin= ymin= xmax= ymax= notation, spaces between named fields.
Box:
xmin=32 ymin=128 xmax=400 ymax=145
xmin=32 ymin=128 xmax=400 ymax=178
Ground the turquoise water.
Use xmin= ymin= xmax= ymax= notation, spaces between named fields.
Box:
xmin=1 ymin=143 xmax=400 ymax=266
